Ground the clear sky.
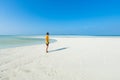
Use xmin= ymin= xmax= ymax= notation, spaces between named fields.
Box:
xmin=0 ymin=0 xmax=120 ymax=35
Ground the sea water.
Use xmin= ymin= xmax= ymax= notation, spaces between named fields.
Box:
xmin=1 ymin=35 xmax=119 ymax=49
xmin=0 ymin=35 xmax=56 ymax=49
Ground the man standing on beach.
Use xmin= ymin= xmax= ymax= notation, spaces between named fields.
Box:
xmin=45 ymin=32 xmax=49 ymax=53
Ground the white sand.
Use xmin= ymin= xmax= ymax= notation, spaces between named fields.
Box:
xmin=0 ymin=37 xmax=120 ymax=80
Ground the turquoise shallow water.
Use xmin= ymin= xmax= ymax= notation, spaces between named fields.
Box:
xmin=0 ymin=35 xmax=56 ymax=49
xmin=0 ymin=35 xmax=119 ymax=49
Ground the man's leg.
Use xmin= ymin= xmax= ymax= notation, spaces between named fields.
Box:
xmin=46 ymin=44 xmax=49 ymax=53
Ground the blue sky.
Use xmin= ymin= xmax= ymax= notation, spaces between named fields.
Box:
xmin=0 ymin=0 xmax=120 ymax=35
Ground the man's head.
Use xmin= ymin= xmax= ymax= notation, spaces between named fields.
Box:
xmin=46 ymin=32 xmax=49 ymax=35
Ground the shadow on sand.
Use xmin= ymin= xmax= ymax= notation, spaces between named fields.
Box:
xmin=49 ymin=47 xmax=68 ymax=53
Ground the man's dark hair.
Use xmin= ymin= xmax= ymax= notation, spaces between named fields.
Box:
xmin=46 ymin=32 xmax=49 ymax=35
